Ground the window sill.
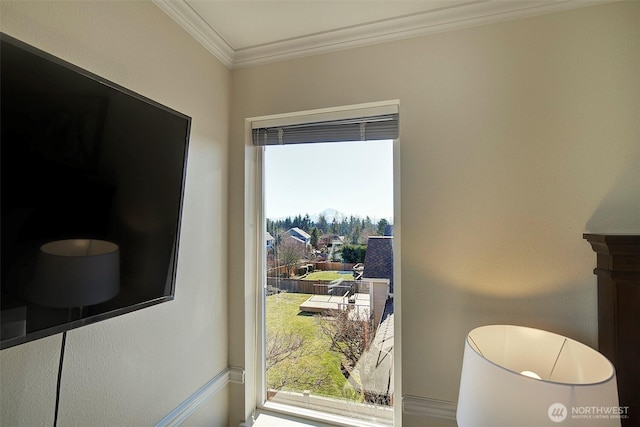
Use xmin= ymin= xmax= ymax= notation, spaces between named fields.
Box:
xmin=245 ymin=402 xmax=391 ymax=427
xmin=249 ymin=412 xmax=332 ymax=427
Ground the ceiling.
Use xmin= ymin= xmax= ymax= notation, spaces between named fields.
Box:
xmin=153 ymin=0 xmax=608 ymax=69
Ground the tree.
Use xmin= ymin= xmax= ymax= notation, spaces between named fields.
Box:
xmin=364 ymin=216 xmax=373 ymax=233
xmin=340 ymin=217 xmax=349 ymax=235
xmin=292 ymin=214 xmax=302 ymax=229
xmin=330 ymin=218 xmax=339 ymax=234
xmin=350 ymin=223 xmax=361 ymax=245
xmin=265 ymin=329 xmax=331 ymax=391
xmin=341 ymin=244 xmax=366 ymax=263
xmin=275 ymin=234 xmax=305 ymax=277
xmin=266 ymin=330 xmax=305 ymax=371
xmin=301 ymin=213 xmax=312 ymax=232
xmin=376 ymin=218 xmax=389 ymax=236
xmin=317 ymin=308 xmax=373 ymax=374
xmin=317 ymin=214 xmax=328 ymax=234
xmin=310 ymin=227 xmax=320 ymax=250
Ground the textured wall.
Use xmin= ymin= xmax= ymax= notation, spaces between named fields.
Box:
xmin=0 ymin=2 xmax=230 ymax=426
xmin=228 ymin=2 xmax=639 ymax=425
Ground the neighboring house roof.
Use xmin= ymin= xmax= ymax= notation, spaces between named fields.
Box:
xmin=287 ymin=227 xmax=311 ymax=242
xmin=331 ymin=235 xmax=345 ymax=245
xmin=362 ymin=236 xmax=394 ymax=293
xmin=319 ymin=234 xmax=344 ymax=247
xmin=349 ymin=302 xmax=394 ymax=402
xmin=266 ymin=232 xmax=275 ymax=248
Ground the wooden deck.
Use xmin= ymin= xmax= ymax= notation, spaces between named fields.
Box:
xmin=299 ymin=293 xmax=370 ymax=314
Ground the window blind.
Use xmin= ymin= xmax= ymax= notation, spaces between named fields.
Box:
xmin=251 ymin=103 xmax=399 ymax=146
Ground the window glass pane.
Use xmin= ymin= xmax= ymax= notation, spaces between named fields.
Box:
xmin=264 ymin=140 xmax=394 ymax=425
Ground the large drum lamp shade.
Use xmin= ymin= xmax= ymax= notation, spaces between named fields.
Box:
xmin=457 ymin=325 xmax=620 ymax=427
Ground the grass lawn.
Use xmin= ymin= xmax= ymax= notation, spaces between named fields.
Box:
xmin=302 ymin=271 xmax=354 ymax=281
xmin=266 ymin=292 xmax=355 ymax=399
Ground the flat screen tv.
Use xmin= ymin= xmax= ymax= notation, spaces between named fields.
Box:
xmin=1 ymin=33 xmax=191 ymax=349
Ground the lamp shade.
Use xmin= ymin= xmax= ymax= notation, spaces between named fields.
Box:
xmin=457 ymin=325 xmax=620 ymax=427
xmin=30 ymin=239 xmax=120 ymax=308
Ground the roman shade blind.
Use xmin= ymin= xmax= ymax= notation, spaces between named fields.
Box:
xmin=251 ymin=101 xmax=399 ymax=146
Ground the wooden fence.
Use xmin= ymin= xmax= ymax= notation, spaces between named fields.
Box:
xmin=266 ymin=278 xmax=367 ymax=295
xmin=267 ymin=261 xmax=357 ymax=278
xmin=313 ymin=262 xmax=357 ymax=271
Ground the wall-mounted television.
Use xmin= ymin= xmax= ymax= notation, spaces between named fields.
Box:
xmin=1 ymin=33 xmax=191 ymax=349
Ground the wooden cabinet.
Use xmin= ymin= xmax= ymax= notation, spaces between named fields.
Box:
xmin=584 ymin=234 xmax=640 ymax=426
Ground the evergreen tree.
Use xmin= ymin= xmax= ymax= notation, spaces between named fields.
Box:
xmin=317 ymin=215 xmax=328 ymax=234
xmin=310 ymin=227 xmax=319 ymax=249
xmin=376 ymin=218 xmax=389 ymax=236
xmin=267 ymin=214 xmax=392 ymax=244
xmin=341 ymin=244 xmax=366 ymax=263
xmin=302 ymin=214 xmax=312 ymax=232
xmin=351 ymin=223 xmax=361 ymax=245
xmin=364 ymin=216 xmax=373 ymax=233
xmin=340 ymin=217 xmax=349 ymax=235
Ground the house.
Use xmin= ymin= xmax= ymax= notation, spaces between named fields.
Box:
xmin=1 ymin=2 xmax=638 ymax=427
xmin=283 ymin=227 xmax=312 ymax=258
xmin=326 ymin=234 xmax=344 ymax=249
xmin=265 ymin=232 xmax=275 ymax=250
xmin=285 ymin=227 xmax=311 ymax=247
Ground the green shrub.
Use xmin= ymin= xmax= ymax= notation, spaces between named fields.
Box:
xmin=340 ymin=244 xmax=366 ymax=263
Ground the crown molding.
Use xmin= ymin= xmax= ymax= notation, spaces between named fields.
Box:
xmin=153 ymin=0 xmax=235 ymax=68
xmin=155 ymin=0 xmax=611 ymax=69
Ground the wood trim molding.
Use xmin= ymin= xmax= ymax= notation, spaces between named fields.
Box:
xmin=155 ymin=366 xmax=245 ymax=427
xmin=402 ymin=394 xmax=457 ymax=421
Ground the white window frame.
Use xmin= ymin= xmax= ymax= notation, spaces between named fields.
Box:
xmin=244 ymin=100 xmax=402 ymax=427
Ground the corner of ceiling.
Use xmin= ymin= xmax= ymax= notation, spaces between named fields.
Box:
xmin=153 ymin=0 xmax=235 ymax=68
xmin=154 ymin=0 xmax=613 ymax=70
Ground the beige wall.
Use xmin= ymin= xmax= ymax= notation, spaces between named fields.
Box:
xmin=1 ymin=1 xmax=638 ymax=426
xmin=229 ymin=2 xmax=639 ymax=425
xmin=0 ymin=2 xmax=230 ymax=426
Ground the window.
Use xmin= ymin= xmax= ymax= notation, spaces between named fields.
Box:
xmin=251 ymin=101 xmax=400 ymax=426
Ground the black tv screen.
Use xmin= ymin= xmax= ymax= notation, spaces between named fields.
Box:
xmin=1 ymin=33 xmax=191 ymax=349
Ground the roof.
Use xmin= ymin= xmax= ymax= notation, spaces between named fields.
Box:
xmin=348 ymin=304 xmax=394 ymax=400
xmin=362 ymin=236 xmax=394 ymax=293
xmin=287 ymin=227 xmax=311 ymax=240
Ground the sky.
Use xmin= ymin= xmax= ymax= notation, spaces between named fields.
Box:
xmin=264 ymin=139 xmax=394 ymax=222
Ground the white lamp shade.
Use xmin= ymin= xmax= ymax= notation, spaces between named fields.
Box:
xmin=30 ymin=239 xmax=120 ymax=308
xmin=457 ymin=325 xmax=620 ymax=427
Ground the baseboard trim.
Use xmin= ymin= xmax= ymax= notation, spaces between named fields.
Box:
xmin=402 ymin=395 xmax=457 ymax=421
xmin=157 ymin=375 xmax=455 ymax=426
xmin=156 ymin=366 xmax=245 ymax=427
